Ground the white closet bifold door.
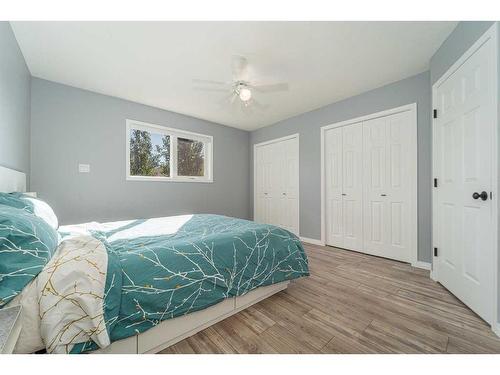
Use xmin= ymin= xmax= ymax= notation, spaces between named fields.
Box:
xmin=254 ymin=135 xmax=299 ymax=236
xmin=325 ymin=122 xmax=363 ymax=250
xmin=324 ymin=107 xmax=415 ymax=264
xmin=254 ymin=144 xmax=266 ymax=224
xmin=256 ymin=143 xmax=275 ymax=226
xmin=362 ymin=117 xmax=387 ymax=254
xmin=280 ymin=137 xmax=299 ymax=235
xmin=341 ymin=122 xmax=364 ymax=250
xmin=325 ymin=127 xmax=344 ymax=248
xmin=363 ymin=112 xmax=412 ymax=262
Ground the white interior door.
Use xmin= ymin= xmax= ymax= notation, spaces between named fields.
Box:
xmin=254 ymin=136 xmax=299 ymax=236
xmin=325 ymin=123 xmax=363 ymax=249
xmin=342 ymin=123 xmax=364 ymax=250
xmin=385 ymin=112 xmax=412 ymax=260
xmin=255 ymin=143 xmax=275 ymax=225
xmin=362 ymin=117 xmax=387 ymax=255
xmin=363 ymin=112 xmax=412 ymax=262
xmin=269 ymin=142 xmax=282 ymax=226
xmin=433 ymin=32 xmax=496 ymax=324
xmin=325 ymin=127 xmax=344 ymax=247
xmin=254 ymin=145 xmax=265 ymax=222
xmin=280 ymin=137 xmax=300 ymax=235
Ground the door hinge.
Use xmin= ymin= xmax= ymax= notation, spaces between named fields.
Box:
xmin=434 ymin=178 xmax=438 ymax=188
xmin=434 ymin=247 xmax=438 ymax=257
xmin=433 ymin=109 xmax=438 ymax=119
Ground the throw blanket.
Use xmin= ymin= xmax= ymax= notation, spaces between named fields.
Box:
xmin=38 ymin=235 xmax=110 ymax=353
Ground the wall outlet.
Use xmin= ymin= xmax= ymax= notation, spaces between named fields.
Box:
xmin=78 ymin=164 xmax=90 ymax=173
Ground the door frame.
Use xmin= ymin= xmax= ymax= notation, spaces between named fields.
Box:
xmin=253 ymin=133 xmax=300 ymax=236
xmin=431 ymin=23 xmax=498 ymax=333
xmin=320 ymin=103 xmax=418 ymax=266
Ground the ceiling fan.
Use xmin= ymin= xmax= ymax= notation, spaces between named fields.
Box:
xmin=193 ymin=55 xmax=289 ymax=112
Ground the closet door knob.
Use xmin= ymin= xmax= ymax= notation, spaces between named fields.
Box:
xmin=282 ymin=192 xmax=287 ymax=196
xmin=381 ymin=194 xmax=387 ymax=197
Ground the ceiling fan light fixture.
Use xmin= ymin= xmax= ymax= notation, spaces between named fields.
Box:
xmin=238 ymin=87 xmax=252 ymax=102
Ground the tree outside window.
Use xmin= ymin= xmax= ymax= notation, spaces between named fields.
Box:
xmin=128 ymin=127 xmax=208 ymax=180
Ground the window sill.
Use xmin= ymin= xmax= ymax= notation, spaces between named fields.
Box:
xmin=126 ymin=176 xmax=213 ymax=183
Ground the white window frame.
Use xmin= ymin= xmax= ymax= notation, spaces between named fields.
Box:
xmin=126 ymin=119 xmax=213 ymax=183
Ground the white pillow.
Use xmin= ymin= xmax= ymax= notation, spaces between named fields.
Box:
xmin=24 ymin=197 xmax=59 ymax=230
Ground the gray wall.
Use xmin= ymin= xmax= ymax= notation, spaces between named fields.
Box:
xmin=430 ymin=21 xmax=494 ymax=84
xmin=250 ymin=71 xmax=432 ymax=262
xmin=30 ymin=78 xmax=250 ymax=225
xmin=0 ymin=22 xmax=31 ymax=180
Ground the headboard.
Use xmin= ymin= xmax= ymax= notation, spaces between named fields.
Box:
xmin=0 ymin=165 xmax=27 ymax=193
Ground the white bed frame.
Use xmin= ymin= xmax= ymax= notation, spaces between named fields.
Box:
xmin=96 ymin=281 xmax=289 ymax=354
xmin=0 ymin=165 xmax=290 ymax=354
xmin=0 ymin=165 xmax=26 ymax=193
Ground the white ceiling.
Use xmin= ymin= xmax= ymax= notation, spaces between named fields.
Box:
xmin=11 ymin=21 xmax=457 ymax=131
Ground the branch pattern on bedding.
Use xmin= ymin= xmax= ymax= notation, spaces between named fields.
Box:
xmin=37 ymin=235 xmax=110 ymax=353
xmin=12 ymin=214 xmax=309 ymax=353
xmin=75 ymin=214 xmax=308 ymax=353
xmin=0 ymin=192 xmax=59 ymax=230
xmin=0 ymin=205 xmax=59 ymax=308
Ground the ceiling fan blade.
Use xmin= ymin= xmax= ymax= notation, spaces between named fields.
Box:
xmin=250 ymin=82 xmax=289 ymax=93
xmin=192 ymin=78 xmax=228 ymax=85
xmin=229 ymin=92 xmax=238 ymax=104
xmin=250 ymin=98 xmax=269 ymax=111
xmin=231 ymin=55 xmax=249 ymax=80
xmin=246 ymin=102 xmax=254 ymax=114
xmin=217 ymin=92 xmax=237 ymax=107
xmin=239 ymin=99 xmax=253 ymax=115
xmin=193 ymin=87 xmax=228 ymax=93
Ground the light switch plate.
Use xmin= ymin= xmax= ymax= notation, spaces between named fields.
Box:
xmin=78 ymin=164 xmax=90 ymax=173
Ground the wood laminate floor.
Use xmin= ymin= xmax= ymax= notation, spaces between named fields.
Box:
xmin=159 ymin=243 xmax=500 ymax=354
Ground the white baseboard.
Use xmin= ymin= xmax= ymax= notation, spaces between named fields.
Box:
xmin=492 ymin=322 xmax=500 ymax=338
xmin=300 ymin=237 xmax=324 ymax=246
xmin=430 ymin=270 xmax=438 ymax=281
xmin=412 ymin=261 xmax=431 ymax=270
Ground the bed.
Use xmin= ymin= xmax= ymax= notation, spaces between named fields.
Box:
xmin=0 ymin=165 xmax=309 ymax=354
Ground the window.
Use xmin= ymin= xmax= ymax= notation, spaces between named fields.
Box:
xmin=126 ymin=120 xmax=213 ymax=182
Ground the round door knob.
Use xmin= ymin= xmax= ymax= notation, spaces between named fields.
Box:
xmin=472 ymin=191 xmax=488 ymax=201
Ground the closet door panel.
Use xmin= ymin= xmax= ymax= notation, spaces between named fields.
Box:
xmin=342 ymin=123 xmax=363 ymax=250
xmin=362 ymin=113 xmax=412 ymax=262
xmin=363 ymin=117 xmax=389 ymax=254
xmin=282 ymin=137 xmax=299 ymax=235
xmin=269 ymin=142 xmax=283 ymax=227
xmin=325 ymin=127 xmax=344 ymax=247
xmin=385 ymin=112 xmax=411 ymax=260
xmin=254 ymin=145 xmax=265 ymax=223
xmin=262 ymin=143 xmax=275 ymax=225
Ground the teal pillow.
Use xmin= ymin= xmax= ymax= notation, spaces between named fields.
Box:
xmin=0 ymin=192 xmax=58 ymax=230
xmin=0 ymin=205 xmax=59 ymax=308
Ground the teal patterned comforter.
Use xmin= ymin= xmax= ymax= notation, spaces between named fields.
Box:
xmin=0 ymin=205 xmax=59 ymax=308
xmin=71 ymin=214 xmax=309 ymax=352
